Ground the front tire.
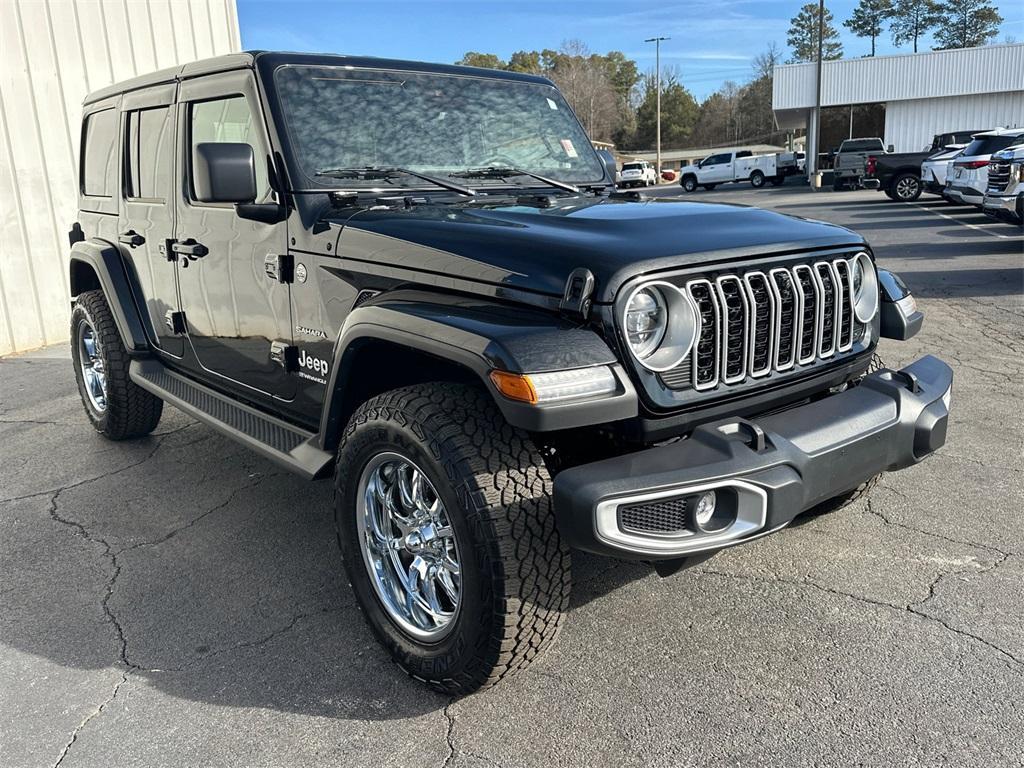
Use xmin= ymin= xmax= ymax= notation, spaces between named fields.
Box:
xmin=681 ymin=175 xmax=697 ymax=192
xmin=71 ymin=290 xmax=163 ymax=440
xmin=334 ymin=383 xmax=571 ymax=693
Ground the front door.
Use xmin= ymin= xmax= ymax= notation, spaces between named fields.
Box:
xmin=118 ymin=84 xmax=182 ymax=356
xmin=173 ymin=71 xmax=294 ymax=401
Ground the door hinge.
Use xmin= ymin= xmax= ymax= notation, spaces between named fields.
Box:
xmin=264 ymin=253 xmax=294 ymax=283
xmin=270 ymin=340 xmax=299 ymax=372
xmin=164 ymin=310 xmax=186 ymax=335
xmin=560 ymin=267 xmax=595 ymax=320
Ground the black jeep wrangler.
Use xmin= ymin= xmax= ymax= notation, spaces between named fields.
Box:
xmin=69 ymin=52 xmax=952 ymax=693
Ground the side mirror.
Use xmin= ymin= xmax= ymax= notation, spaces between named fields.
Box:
xmin=887 ymin=144 xmax=895 ymax=153
xmin=596 ymin=149 xmax=617 ymax=183
xmin=193 ymin=142 xmax=257 ymax=203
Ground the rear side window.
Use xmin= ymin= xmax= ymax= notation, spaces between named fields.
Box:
xmin=189 ymin=96 xmax=269 ymax=201
xmin=81 ymin=108 xmax=118 ymax=197
xmin=125 ymin=107 xmax=173 ymax=201
xmin=962 ymin=135 xmax=1023 ymax=157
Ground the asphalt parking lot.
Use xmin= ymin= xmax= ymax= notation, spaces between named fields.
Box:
xmin=1 ymin=185 xmax=1022 ymax=767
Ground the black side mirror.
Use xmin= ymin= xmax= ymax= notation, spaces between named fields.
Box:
xmin=596 ymin=149 xmax=617 ymax=182
xmin=193 ymin=142 xmax=257 ymax=203
xmin=887 ymin=144 xmax=895 ymax=153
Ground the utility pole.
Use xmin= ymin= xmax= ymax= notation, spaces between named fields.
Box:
xmin=810 ymin=0 xmax=824 ymax=183
xmin=645 ymin=36 xmax=670 ymax=177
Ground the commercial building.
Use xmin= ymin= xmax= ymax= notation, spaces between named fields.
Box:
xmin=773 ymin=43 xmax=1024 ymax=166
xmin=0 ymin=0 xmax=241 ymax=356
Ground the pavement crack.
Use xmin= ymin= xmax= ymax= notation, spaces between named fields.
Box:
xmin=864 ymin=494 xmax=1009 ymax=557
xmin=699 ymin=567 xmax=1024 ymax=669
xmin=442 ymin=697 xmax=457 ymax=768
xmin=52 ymin=670 xmax=132 ymax=768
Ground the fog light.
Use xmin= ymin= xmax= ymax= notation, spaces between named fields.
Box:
xmin=694 ymin=491 xmax=716 ymax=528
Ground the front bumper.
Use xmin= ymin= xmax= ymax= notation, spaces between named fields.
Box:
xmin=554 ymin=355 xmax=952 ymax=560
xmin=982 ymin=192 xmax=1023 ymax=224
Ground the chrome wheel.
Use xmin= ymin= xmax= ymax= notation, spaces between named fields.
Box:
xmin=896 ymin=176 xmax=919 ymax=200
xmin=77 ymin=319 xmax=107 ymax=413
xmin=356 ymin=452 xmax=462 ymax=641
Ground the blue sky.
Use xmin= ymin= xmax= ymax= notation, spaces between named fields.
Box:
xmin=238 ymin=0 xmax=1024 ymax=100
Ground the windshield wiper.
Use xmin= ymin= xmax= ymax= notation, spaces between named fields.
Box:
xmin=450 ymin=166 xmax=579 ymax=194
xmin=314 ymin=166 xmax=474 ymax=197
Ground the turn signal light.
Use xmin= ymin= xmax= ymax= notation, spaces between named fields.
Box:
xmin=489 ymin=371 xmax=538 ymax=404
xmin=490 ymin=366 xmax=618 ymax=405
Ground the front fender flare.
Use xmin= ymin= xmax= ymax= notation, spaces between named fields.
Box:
xmin=318 ymin=294 xmax=638 ymax=443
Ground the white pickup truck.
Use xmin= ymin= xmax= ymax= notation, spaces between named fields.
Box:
xmin=679 ymin=150 xmax=779 ymax=192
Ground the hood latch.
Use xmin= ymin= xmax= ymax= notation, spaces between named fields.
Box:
xmin=560 ymin=267 xmax=595 ymax=320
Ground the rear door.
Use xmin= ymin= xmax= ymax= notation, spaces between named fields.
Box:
xmin=173 ymin=70 xmax=295 ymax=401
xmin=118 ymin=84 xmax=182 ymax=356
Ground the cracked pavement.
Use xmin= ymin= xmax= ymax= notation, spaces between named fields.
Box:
xmin=1 ymin=188 xmax=1022 ymax=767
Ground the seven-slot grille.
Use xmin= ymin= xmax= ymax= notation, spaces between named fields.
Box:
xmin=987 ymin=160 xmax=1012 ymax=194
xmin=660 ymin=255 xmax=859 ymax=391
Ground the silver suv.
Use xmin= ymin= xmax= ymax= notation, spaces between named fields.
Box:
xmin=945 ymin=128 xmax=1024 ymax=206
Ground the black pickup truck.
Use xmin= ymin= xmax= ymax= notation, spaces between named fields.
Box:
xmin=68 ymin=51 xmax=951 ymax=693
xmin=864 ymin=130 xmax=985 ymax=201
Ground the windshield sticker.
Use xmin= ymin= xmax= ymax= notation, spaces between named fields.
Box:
xmin=560 ymin=139 xmax=578 ymax=158
xmin=546 ymin=97 xmax=558 ymax=110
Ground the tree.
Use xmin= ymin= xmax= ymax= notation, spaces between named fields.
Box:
xmin=787 ymin=3 xmax=844 ymax=63
xmin=844 ymin=0 xmax=893 ymax=56
xmin=456 ymin=52 xmax=505 ymax=69
xmin=890 ymin=0 xmax=941 ymax=52
xmin=506 ymin=51 xmax=542 ymax=73
xmin=632 ymin=68 xmax=699 ymax=149
xmin=933 ymin=0 xmax=1002 ymax=49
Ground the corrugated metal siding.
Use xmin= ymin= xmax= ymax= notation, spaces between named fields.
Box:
xmin=886 ymin=92 xmax=1024 ymax=152
xmin=774 ymin=43 xmax=1024 ymax=110
xmin=0 ymin=0 xmax=240 ymax=356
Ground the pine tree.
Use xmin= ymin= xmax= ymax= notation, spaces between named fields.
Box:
xmin=844 ymin=0 xmax=893 ymax=56
xmin=933 ymin=0 xmax=1003 ymax=49
xmin=890 ymin=0 xmax=941 ymax=52
xmin=787 ymin=3 xmax=844 ymax=63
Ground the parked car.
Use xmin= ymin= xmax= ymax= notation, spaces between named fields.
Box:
xmin=68 ymin=50 xmax=952 ymax=694
xmin=777 ymin=151 xmax=806 ymax=179
xmin=832 ymin=138 xmax=887 ymax=190
xmin=619 ymin=160 xmax=657 ymax=188
xmin=982 ymin=142 xmax=1024 ymax=225
xmin=945 ymin=128 xmax=1024 ymax=206
xmin=921 ymin=145 xmax=967 ymax=196
xmin=679 ymin=150 xmax=779 ymax=191
xmin=851 ymin=131 xmax=985 ymax=198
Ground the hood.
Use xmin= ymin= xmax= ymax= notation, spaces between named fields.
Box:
xmin=333 ymin=196 xmax=864 ymax=303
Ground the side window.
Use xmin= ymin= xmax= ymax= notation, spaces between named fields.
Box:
xmin=81 ymin=108 xmax=118 ymax=197
xmin=125 ymin=107 xmax=173 ymax=201
xmin=189 ymin=96 xmax=269 ymax=202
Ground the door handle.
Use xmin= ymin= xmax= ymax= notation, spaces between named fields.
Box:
xmin=170 ymin=239 xmax=208 ymax=259
xmin=118 ymin=229 xmax=145 ymax=247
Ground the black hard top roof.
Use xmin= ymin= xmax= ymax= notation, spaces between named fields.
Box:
xmin=84 ymin=51 xmax=552 ymax=105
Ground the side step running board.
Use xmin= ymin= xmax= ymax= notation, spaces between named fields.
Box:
xmin=130 ymin=359 xmax=333 ymax=480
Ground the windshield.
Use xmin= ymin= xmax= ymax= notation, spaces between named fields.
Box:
xmin=961 ymin=134 xmax=1023 ymax=157
xmin=273 ymin=65 xmax=606 ymax=189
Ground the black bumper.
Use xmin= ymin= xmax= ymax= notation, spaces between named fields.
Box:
xmin=553 ymin=356 xmax=952 ymax=560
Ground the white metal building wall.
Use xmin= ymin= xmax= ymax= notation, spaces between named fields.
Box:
xmin=0 ymin=0 xmax=241 ymax=357
xmin=885 ymin=92 xmax=1024 ymax=153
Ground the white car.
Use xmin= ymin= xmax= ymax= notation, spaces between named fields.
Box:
xmin=618 ymin=161 xmax=657 ymax=188
xmin=921 ymin=145 xmax=965 ymax=196
xmin=945 ymin=128 xmax=1024 ymax=206
xmin=982 ymin=142 xmax=1024 ymax=226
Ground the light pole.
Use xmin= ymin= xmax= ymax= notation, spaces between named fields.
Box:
xmin=645 ymin=36 xmax=670 ymax=177
xmin=810 ymin=0 xmax=824 ymax=184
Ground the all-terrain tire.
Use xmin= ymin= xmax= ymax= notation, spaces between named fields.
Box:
xmin=71 ymin=290 xmax=163 ymax=440
xmin=334 ymin=383 xmax=571 ymax=694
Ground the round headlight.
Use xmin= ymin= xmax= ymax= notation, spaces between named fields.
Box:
xmin=624 ymin=287 xmax=667 ymax=359
xmin=621 ymin=282 xmax=698 ymax=372
xmin=851 ymin=252 xmax=879 ymax=323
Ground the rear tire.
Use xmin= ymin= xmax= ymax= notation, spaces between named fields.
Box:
xmin=891 ymin=172 xmax=922 ymax=202
xmin=71 ymin=290 xmax=163 ymax=440
xmin=703 ymin=184 xmax=717 ymax=191
xmin=769 ymin=175 xmax=784 ymax=187
xmin=334 ymin=383 xmax=571 ymax=693
xmin=750 ymin=170 xmax=765 ymax=188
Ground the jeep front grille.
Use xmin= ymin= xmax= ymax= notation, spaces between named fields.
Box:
xmin=659 ymin=255 xmax=860 ymax=392
xmin=987 ymin=161 xmax=1012 ymax=194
